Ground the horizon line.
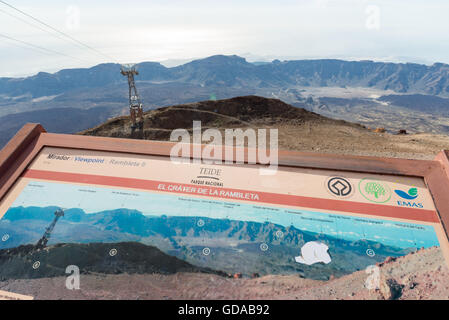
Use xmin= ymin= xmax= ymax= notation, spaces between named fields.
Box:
xmin=1 ymin=54 xmax=445 ymax=79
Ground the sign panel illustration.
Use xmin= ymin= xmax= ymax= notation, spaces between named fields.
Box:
xmin=0 ymin=146 xmax=448 ymax=299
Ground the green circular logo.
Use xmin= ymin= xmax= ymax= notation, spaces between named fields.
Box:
xmin=358 ymin=178 xmax=392 ymax=203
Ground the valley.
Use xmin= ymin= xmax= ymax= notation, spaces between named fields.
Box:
xmin=2 ymin=56 xmax=449 ymax=152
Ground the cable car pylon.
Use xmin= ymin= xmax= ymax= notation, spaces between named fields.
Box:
xmin=121 ymin=64 xmax=144 ymax=131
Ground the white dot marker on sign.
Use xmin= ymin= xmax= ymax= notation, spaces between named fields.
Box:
xmin=366 ymin=249 xmax=375 ymax=257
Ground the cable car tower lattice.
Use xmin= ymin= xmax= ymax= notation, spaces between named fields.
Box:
xmin=121 ymin=64 xmax=144 ymax=130
xmin=35 ymin=208 xmax=65 ymax=249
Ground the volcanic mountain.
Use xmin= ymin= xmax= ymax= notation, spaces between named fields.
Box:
xmin=80 ymin=95 xmax=449 ymax=160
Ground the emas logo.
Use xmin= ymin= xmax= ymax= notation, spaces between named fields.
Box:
xmin=394 ymin=187 xmax=424 ymax=208
xmin=394 ymin=188 xmax=418 ymax=200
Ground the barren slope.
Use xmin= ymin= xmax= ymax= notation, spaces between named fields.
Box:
xmin=80 ymin=95 xmax=449 ymax=159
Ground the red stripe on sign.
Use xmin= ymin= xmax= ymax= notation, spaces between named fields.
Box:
xmin=22 ymin=169 xmax=440 ymax=223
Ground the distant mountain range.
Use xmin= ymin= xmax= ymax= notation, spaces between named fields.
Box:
xmin=0 ymin=55 xmax=449 ymax=98
xmin=2 ymin=55 xmax=449 ymax=97
xmin=0 ymin=206 xmax=412 ymax=280
xmin=2 ymin=55 xmax=449 ymax=149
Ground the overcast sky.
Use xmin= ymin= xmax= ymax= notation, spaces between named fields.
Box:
xmin=1 ymin=0 xmax=449 ymax=77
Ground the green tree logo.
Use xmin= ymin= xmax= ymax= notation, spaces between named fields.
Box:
xmin=358 ymin=178 xmax=392 ymax=203
xmin=365 ymin=182 xmax=386 ymax=199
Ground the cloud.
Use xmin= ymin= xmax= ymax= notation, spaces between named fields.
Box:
xmin=1 ymin=1 xmax=449 ymax=76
